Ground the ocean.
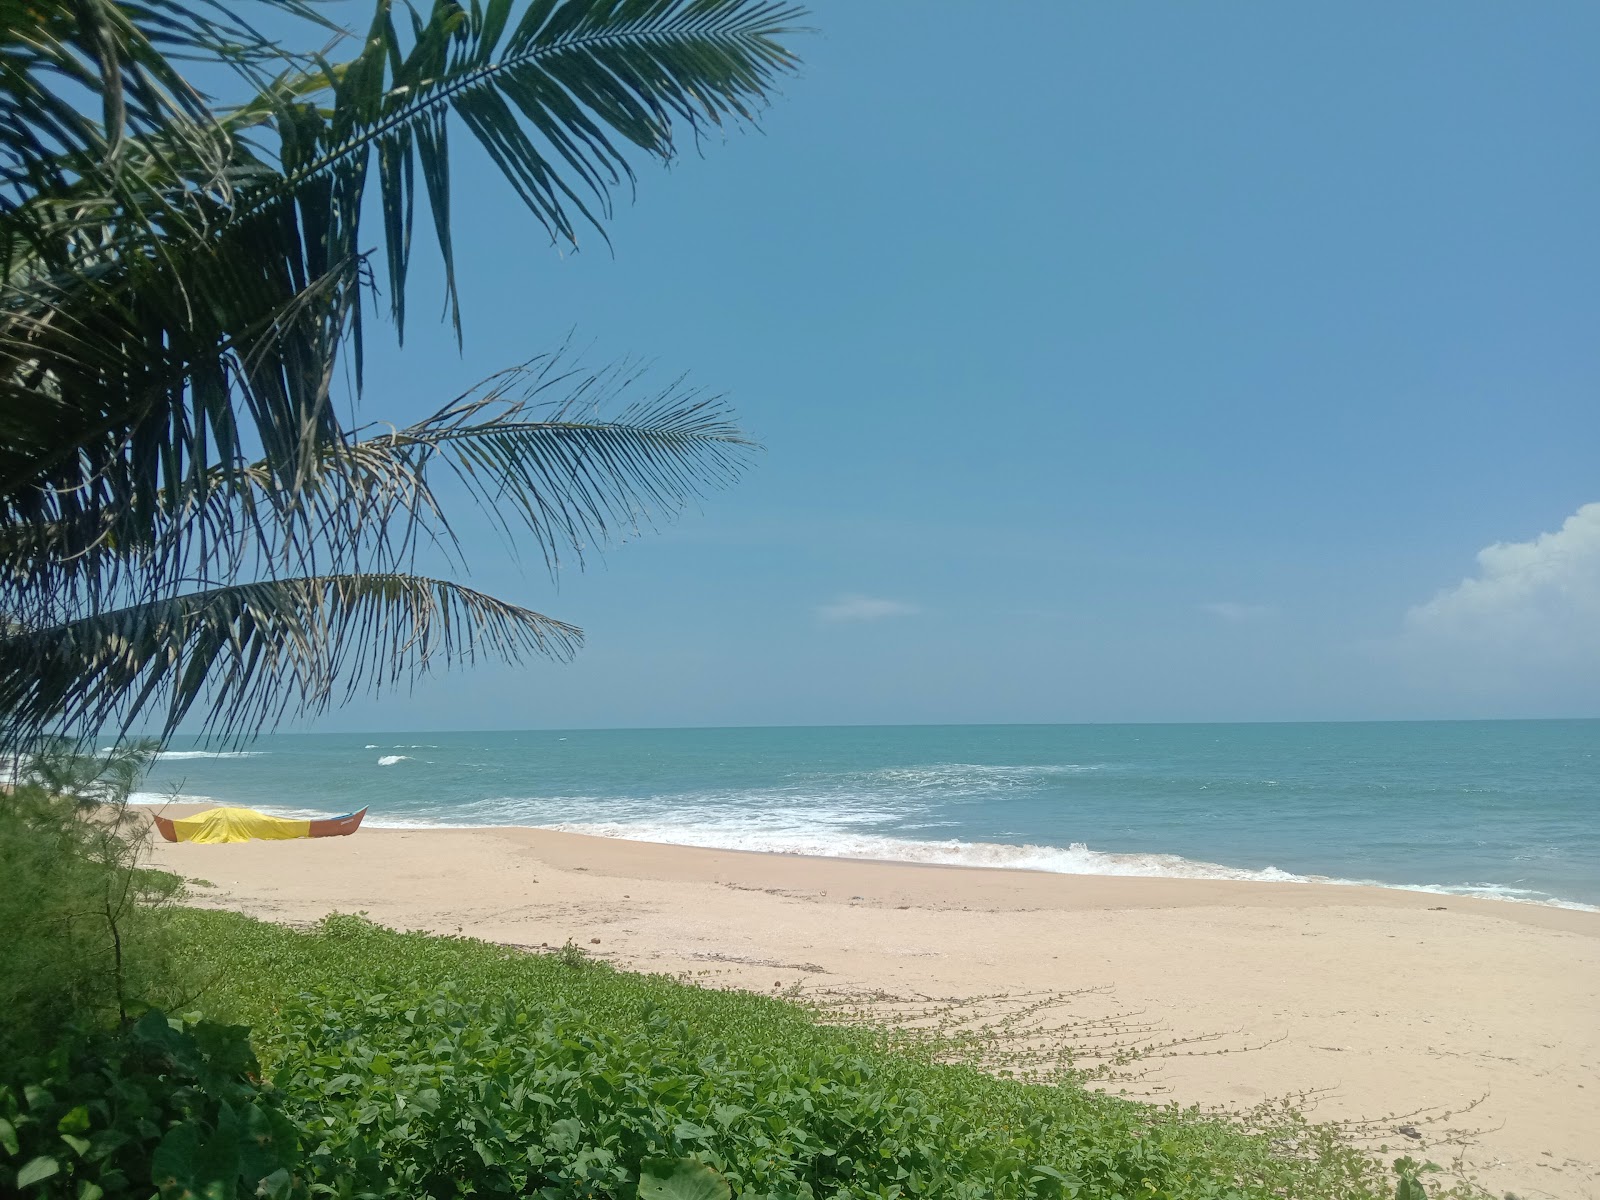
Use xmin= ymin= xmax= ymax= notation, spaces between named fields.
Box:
xmin=137 ymin=720 xmax=1600 ymax=911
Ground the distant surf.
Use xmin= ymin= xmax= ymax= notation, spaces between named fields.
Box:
xmin=147 ymin=750 xmax=265 ymax=761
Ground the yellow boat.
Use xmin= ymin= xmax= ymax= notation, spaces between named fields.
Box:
xmin=151 ymin=806 xmax=367 ymax=844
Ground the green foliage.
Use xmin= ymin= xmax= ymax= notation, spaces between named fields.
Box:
xmin=0 ymin=745 xmax=189 ymax=1060
xmin=271 ymin=982 xmax=1127 ymax=1199
xmin=557 ymin=937 xmax=593 ymax=969
xmin=178 ymin=909 xmax=1398 ymax=1200
xmin=639 ymin=1159 xmax=733 ymax=1200
xmin=1393 ymin=1156 xmax=1440 ymax=1200
xmin=0 ymin=1010 xmax=297 ymax=1200
xmin=0 ymin=0 xmax=304 ymax=249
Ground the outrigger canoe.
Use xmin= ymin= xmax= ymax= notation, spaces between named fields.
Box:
xmin=152 ymin=806 xmax=367 ymax=845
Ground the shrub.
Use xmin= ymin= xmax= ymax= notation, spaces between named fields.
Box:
xmin=0 ymin=745 xmax=190 ymax=1063
xmin=0 ymin=1010 xmax=297 ymax=1200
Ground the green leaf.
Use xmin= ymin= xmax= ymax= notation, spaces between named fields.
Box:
xmin=57 ymin=1106 xmax=91 ymax=1135
xmin=547 ymin=1116 xmax=582 ymax=1152
xmin=258 ymin=1168 xmax=293 ymax=1200
xmin=0 ymin=1117 xmax=18 ymax=1155
xmin=1393 ymin=1156 xmax=1433 ymax=1200
xmin=87 ymin=1128 xmax=131 ymax=1163
xmin=77 ymin=1183 xmax=104 ymax=1200
xmin=22 ymin=1088 xmax=52 ymax=1112
xmin=2 ymin=574 xmax=581 ymax=740
xmin=16 ymin=1156 xmax=60 ymax=1188
xmin=639 ymin=1159 xmax=732 ymax=1200
xmin=150 ymin=1123 xmax=200 ymax=1196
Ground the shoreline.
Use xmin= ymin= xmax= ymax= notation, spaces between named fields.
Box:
xmin=401 ymin=826 xmax=1600 ymax=916
xmin=135 ymin=797 xmax=1600 ymax=918
xmin=142 ymin=811 xmax=1600 ymax=1198
xmin=402 ymin=823 xmax=1600 ymax=921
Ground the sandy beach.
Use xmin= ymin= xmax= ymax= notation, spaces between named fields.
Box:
xmin=143 ymin=811 xmax=1600 ymax=1200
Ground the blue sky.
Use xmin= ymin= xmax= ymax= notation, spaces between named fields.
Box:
xmin=303 ymin=2 xmax=1600 ymax=729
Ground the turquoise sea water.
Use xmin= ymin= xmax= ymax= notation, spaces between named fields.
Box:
xmin=138 ymin=721 xmax=1600 ymax=910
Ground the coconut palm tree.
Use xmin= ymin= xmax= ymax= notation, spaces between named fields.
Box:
xmin=0 ymin=0 xmax=803 ymax=744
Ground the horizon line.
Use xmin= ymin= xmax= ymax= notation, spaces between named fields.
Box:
xmin=156 ymin=714 xmax=1600 ymax=739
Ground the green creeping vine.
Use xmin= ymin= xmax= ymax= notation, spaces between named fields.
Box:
xmin=175 ymin=909 xmax=1418 ymax=1200
xmin=4 ymin=907 xmax=1457 ymax=1199
xmin=264 ymin=983 xmax=1193 ymax=1199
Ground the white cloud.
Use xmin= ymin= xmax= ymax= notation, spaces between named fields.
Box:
xmin=1202 ymin=601 xmax=1277 ymax=622
xmin=1406 ymin=502 xmax=1600 ymax=657
xmin=816 ymin=594 xmax=921 ymax=623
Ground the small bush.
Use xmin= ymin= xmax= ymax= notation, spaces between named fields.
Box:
xmin=0 ymin=745 xmax=190 ymax=1063
xmin=0 ymin=1010 xmax=297 ymax=1200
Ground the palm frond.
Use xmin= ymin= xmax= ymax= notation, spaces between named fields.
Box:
xmin=0 ymin=574 xmax=581 ymax=743
xmin=1 ymin=0 xmax=801 ymax=598
xmin=0 ymin=1 xmax=798 ymax=746
xmin=249 ymin=0 xmax=806 ymax=337
xmin=0 ymin=0 xmax=327 ymax=267
xmin=0 ymin=0 xmax=216 ymax=195
xmin=0 ymin=353 xmax=755 ymax=628
xmin=359 ymin=355 xmax=758 ymax=571
xmin=0 ymin=197 xmax=362 ymax=623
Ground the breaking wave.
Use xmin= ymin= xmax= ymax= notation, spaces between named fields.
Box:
xmin=140 ymin=750 xmax=265 ymax=761
xmin=361 ymin=795 xmax=1599 ymax=913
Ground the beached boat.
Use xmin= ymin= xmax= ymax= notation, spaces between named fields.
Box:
xmin=152 ymin=806 xmax=367 ymax=844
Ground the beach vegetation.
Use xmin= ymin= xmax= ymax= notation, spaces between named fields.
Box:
xmin=159 ymin=907 xmax=1429 ymax=1200
xmin=0 ymin=1011 xmax=297 ymax=1200
xmin=0 ymin=742 xmax=190 ymax=1063
xmin=0 ymin=854 xmax=1457 ymax=1199
xmin=559 ymin=937 xmax=597 ymax=970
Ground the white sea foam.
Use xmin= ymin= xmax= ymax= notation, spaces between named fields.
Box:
xmin=152 ymin=750 xmax=264 ymax=761
xmin=529 ymin=820 xmax=1599 ymax=912
xmin=552 ymin=820 xmax=1309 ymax=883
xmin=377 ymin=754 xmax=410 ymax=766
xmin=838 ymin=763 xmax=1105 ymax=795
xmin=363 ymin=793 xmax=1600 ymax=913
xmin=129 ymin=791 xmax=343 ymax=821
xmin=130 ymin=790 xmax=213 ymax=806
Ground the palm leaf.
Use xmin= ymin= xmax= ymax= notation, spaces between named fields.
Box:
xmin=351 ymin=355 xmax=758 ymax=571
xmin=248 ymin=0 xmax=806 ymax=337
xmin=0 ymin=573 xmax=581 ymax=742
xmin=0 ymin=1 xmax=799 ymax=746
xmin=0 ymin=214 xmax=360 ymax=622
xmin=0 ymin=0 xmax=801 ymax=599
xmin=0 ymin=0 xmax=328 ymax=268
xmin=0 ymin=354 xmax=755 ymax=628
